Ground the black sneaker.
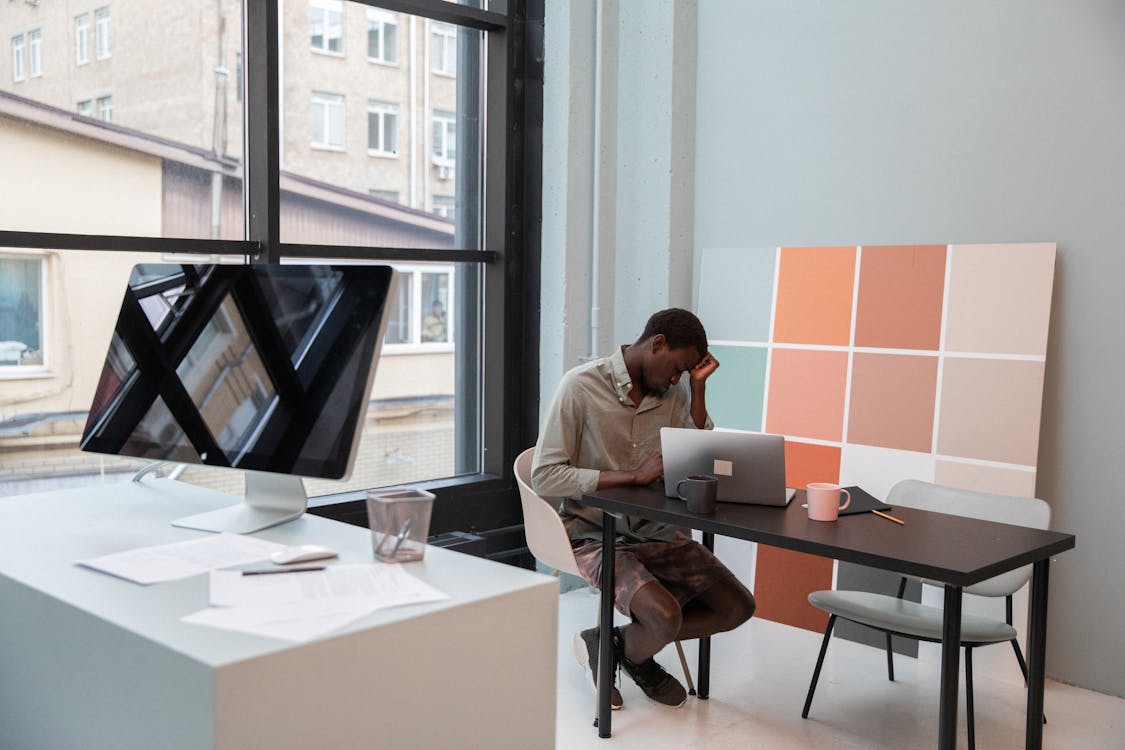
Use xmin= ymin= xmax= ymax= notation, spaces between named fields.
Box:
xmin=614 ymin=627 xmax=687 ymax=708
xmin=573 ymin=628 xmax=624 ymax=710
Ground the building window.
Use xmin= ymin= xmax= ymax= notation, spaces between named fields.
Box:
xmin=97 ymin=95 xmax=113 ymax=123
xmin=383 ymin=266 xmax=453 ymax=350
xmin=76 ymin=99 xmax=93 ymax=117
xmin=28 ymin=29 xmax=42 ymax=78
xmin=310 ymin=92 xmax=345 ymax=149
xmin=432 ymin=110 xmax=456 ymax=165
xmin=11 ymin=35 xmax=25 ymax=82
xmin=431 ymin=23 xmax=456 ymax=76
xmin=366 ymin=8 xmax=398 ymax=64
xmin=432 ymin=195 xmax=455 ymax=222
xmin=367 ymin=101 xmax=398 ymax=156
xmin=309 ymin=0 xmax=344 ymax=55
xmin=94 ymin=7 xmax=111 ymax=61
xmin=0 ymin=256 xmax=44 ymax=368
xmin=75 ymin=14 xmax=90 ymax=65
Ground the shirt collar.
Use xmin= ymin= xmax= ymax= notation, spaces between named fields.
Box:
xmin=608 ymin=346 xmax=633 ymax=403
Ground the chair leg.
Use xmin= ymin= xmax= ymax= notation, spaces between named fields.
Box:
xmin=802 ymin=614 xmax=837 ymax=719
xmin=885 ymin=633 xmax=895 ymax=681
xmin=673 ymin=640 xmax=696 ymax=696
xmin=965 ymin=646 xmax=975 ymax=750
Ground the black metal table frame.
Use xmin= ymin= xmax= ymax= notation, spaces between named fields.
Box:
xmin=582 ymin=487 xmax=1074 ymax=749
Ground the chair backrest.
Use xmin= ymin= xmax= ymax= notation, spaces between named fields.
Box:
xmin=888 ymin=479 xmax=1050 ymax=597
xmin=515 ymin=447 xmax=581 ymax=577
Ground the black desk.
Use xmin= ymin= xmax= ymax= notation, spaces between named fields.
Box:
xmin=581 ymin=486 xmax=1075 ymax=749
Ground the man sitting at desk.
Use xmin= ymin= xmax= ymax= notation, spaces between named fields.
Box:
xmin=532 ymin=308 xmax=756 ymax=709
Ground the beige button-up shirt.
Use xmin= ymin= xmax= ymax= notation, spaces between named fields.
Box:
xmin=531 ymin=346 xmax=713 ymax=543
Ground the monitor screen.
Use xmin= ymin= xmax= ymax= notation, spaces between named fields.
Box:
xmin=81 ymin=263 xmax=394 ymax=481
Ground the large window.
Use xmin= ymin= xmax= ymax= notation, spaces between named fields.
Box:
xmin=0 ymin=0 xmax=538 ymax=538
xmin=27 ymin=29 xmax=42 ymax=78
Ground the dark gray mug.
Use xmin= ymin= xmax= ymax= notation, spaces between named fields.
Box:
xmin=676 ymin=474 xmax=718 ymax=514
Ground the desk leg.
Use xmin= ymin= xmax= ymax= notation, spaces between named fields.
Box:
xmin=938 ymin=585 xmax=963 ymax=750
xmin=597 ymin=513 xmax=616 ymax=738
xmin=1025 ymin=559 xmax=1049 ymax=749
xmin=698 ymin=532 xmax=715 ymax=700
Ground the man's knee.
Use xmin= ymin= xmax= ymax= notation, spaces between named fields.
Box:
xmin=631 ymin=583 xmax=683 ymax=643
xmin=719 ymin=581 xmax=756 ymax=630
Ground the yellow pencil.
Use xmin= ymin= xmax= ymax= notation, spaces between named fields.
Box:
xmin=872 ymin=509 xmax=904 ymax=525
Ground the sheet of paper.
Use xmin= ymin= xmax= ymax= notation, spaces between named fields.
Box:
xmin=78 ymin=533 xmax=286 ymax=585
xmin=182 ymin=599 xmax=381 ymax=643
xmin=209 ymin=563 xmax=450 ymax=609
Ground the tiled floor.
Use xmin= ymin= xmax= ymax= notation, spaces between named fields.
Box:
xmin=554 ymin=588 xmax=1125 ymax=750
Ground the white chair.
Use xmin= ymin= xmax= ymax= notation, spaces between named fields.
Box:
xmin=514 ymin=448 xmax=696 ymax=695
xmin=801 ymin=479 xmax=1050 ymax=749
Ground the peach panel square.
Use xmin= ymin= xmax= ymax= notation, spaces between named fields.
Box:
xmin=934 ymin=460 xmax=1037 ymax=497
xmin=944 ymin=243 xmax=1056 ymax=355
xmin=765 ymin=349 xmax=849 ymax=442
xmin=773 ymin=246 xmax=856 ymax=345
xmin=847 ymin=353 xmax=938 ymax=453
xmin=937 ymin=358 xmax=1046 ymax=466
xmin=854 ymin=245 xmax=946 ymax=350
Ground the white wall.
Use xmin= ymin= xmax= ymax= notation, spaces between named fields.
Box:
xmin=543 ymin=0 xmax=1125 ymax=696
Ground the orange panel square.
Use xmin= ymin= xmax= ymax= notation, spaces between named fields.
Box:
xmin=773 ymin=246 xmax=857 ymax=345
xmin=854 ymin=245 xmax=946 ymax=350
xmin=753 ymin=546 xmax=833 ymax=632
xmin=784 ymin=441 xmax=842 ymax=488
xmin=765 ymin=349 xmax=849 ymax=442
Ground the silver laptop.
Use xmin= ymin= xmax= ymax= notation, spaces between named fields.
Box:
xmin=661 ymin=427 xmax=796 ymax=506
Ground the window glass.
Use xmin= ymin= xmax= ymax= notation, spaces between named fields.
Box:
xmin=366 ymin=8 xmax=398 ymax=64
xmin=0 ymin=256 xmax=43 ymax=367
xmin=310 ymin=0 xmax=344 ymax=54
xmin=310 ymin=92 xmax=345 ymax=149
xmin=0 ymin=1 xmax=245 ymax=240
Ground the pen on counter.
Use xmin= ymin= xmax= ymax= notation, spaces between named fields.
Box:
xmin=242 ymin=565 xmax=326 ymax=576
xmin=871 ymin=509 xmax=905 ymax=525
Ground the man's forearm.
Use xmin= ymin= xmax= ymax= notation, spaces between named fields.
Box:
xmin=690 ymin=385 xmax=708 ymax=429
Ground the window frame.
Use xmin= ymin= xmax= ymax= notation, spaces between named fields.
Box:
xmin=0 ymin=0 xmax=544 ymax=543
xmin=381 ymin=262 xmax=455 ymax=354
xmin=0 ymin=252 xmax=48 ymax=376
xmin=27 ymin=28 xmax=42 ymax=78
xmin=432 ymin=109 xmax=456 ymax=165
xmin=12 ymin=34 xmax=25 ymax=83
xmin=366 ymin=7 xmax=399 ymax=65
xmin=431 ymin=21 xmax=457 ymax=77
xmin=309 ymin=0 xmax=345 ymax=56
xmin=96 ymin=95 xmax=113 ymax=123
xmin=309 ymin=90 xmax=346 ymax=150
xmin=75 ymin=13 xmax=91 ymax=65
xmin=366 ymin=99 xmax=399 ymax=157
xmin=94 ymin=7 xmax=111 ymax=61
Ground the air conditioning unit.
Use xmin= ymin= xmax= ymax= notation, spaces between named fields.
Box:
xmin=437 ymin=164 xmax=451 ymax=181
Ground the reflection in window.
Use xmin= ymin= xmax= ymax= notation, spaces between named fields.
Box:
xmin=311 ymin=91 xmax=345 ymax=149
xmin=0 ymin=256 xmax=43 ymax=367
xmin=367 ymin=100 xmax=398 ymax=156
xmin=94 ymin=7 xmax=111 ymax=60
xmin=310 ymin=0 xmax=344 ymax=54
xmin=75 ymin=14 xmax=90 ymax=65
xmin=366 ymin=8 xmax=398 ymax=64
xmin=431 ymin=23 xmax=456 ymax=76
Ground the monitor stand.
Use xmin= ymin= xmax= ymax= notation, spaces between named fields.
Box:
xmin=163 ymin=470 xmax=308 ymax=534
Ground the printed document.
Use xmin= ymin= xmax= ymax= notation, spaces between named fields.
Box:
xmin=77 ymin=533 xmax=285 ymax=585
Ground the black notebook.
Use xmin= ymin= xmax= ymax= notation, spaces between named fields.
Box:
xmin=839 ymin=485 xmax=892 ymax=516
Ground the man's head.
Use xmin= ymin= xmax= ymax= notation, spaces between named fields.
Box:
xmin=632 ymin=308 xmax=708 ymax=395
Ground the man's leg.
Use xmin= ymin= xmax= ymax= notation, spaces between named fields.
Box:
xmin=675 ymin=574 xmax=756 ymax=641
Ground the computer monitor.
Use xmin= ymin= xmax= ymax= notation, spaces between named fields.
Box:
xmin=80 ymin=263 xmax=396 ymax=533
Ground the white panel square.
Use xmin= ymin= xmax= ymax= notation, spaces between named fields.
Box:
xmin=838 ymin=444 xmax=935 ymax=500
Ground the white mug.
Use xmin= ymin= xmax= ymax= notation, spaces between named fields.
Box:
xmin=806 ymin=483 xmax=851 ymax=522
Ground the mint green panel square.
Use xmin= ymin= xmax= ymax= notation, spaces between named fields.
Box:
xmin=706 ymin=345 xmax=768 ymax=431
xmin=697 ymin=247 xmax=777 ymax=342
